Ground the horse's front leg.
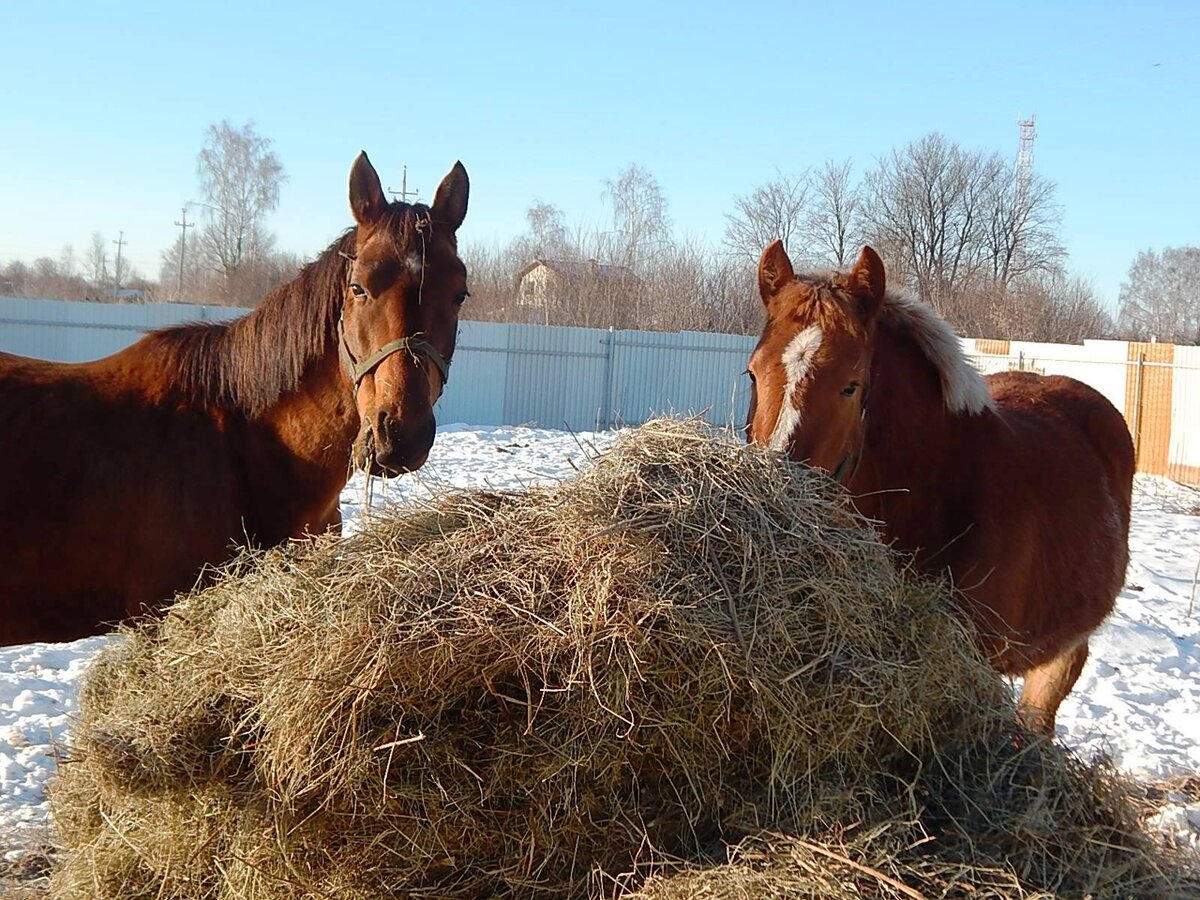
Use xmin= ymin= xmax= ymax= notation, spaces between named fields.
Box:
xmin=307 ymin=499 xmax=343 ymax=537
xmin=1018 ymin=639 xmax=1090 ymax=735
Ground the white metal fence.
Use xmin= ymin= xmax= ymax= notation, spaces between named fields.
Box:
xmin=0 ymin=296 xmax=246 ymax=362
xmin=2 ymin=296 xmax=1197 ymax=484
xmin=0 ymin=297 xmax=757 ymax=433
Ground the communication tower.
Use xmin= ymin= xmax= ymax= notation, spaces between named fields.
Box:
xmin=1016 ymin=114 xmax=1037 ymax=208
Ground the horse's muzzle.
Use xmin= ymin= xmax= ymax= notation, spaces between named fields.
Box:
xmin=356 ymin=414 xmax=435 ymax=475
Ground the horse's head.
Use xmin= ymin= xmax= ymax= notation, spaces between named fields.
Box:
xmin=745 ymin=241 xmax=886 ymax=480
xmin=340 ymin=152 xmax=469 ymax=476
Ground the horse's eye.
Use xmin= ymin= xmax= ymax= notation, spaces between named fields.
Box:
xmin=350 ymin=282 xmax=368 ymax=299
xmin=455 ymin=290 xmax=470 ymax=306
xmin=744 ymin=369 xmax=756 ymax=384
xmin=841 ymin=381 xmax=860 ymax=397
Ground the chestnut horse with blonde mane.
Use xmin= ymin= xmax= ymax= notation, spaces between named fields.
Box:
xmin=0 ymin=153 xmax=470 ymax=645
xmin=746 ymin=242 xmax=1134 ymax=733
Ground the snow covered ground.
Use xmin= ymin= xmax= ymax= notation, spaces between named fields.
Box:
xmin=4 ymin=424 xmax=1200 ymax=857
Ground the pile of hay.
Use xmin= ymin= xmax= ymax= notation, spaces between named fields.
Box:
xmin=50 ymin=420 xmax=1197 ymax=898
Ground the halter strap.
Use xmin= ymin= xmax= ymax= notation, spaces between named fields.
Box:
xmin=337 ymin=318 xmax=450 ymax=390
xmin=336 ymin=212 xmax=450 ymax=392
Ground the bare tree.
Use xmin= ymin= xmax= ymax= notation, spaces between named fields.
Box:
xmin=724 ymin=170 xmax=810 ymax=263
xmin=1039 ymin=276 xmax=1113 ymax=343
xmin=805 ymin=160 xmax=864 ymax=268
xmin=58 ymin=245 xmax=77 ymax=279
xmin=0 ymin=260 xmax=29 ymax=295
xmin=459 ymin=240 xmax=522 ymax=324
xmin=602 ymin=164 xmax=670 ymax=275
xmin=975 ymin=274 xmax=1111 ymax=342
xmin=452 ymin=136 xmax=1089 ymax=343
xmin=195 ymin=121 xmax=286 ymax=303
xmin=524 ymin=201 xmax=571 ymax=259
xmin=640 ymin=238 xmax=710 ymax=332
xmin=980 ymin=168 xmax=1064 ymax=287
xmin=3 ymin=252 xmax=93 ymax=302
xmin=863 ymin=132 xmax=1069 ymax=338
xmin=864 ymin=134 xmax=996 ymax=310
xmin=85 ymin=232 xmax=108 ymax=293
xmin=159 ymin=233 xmax=216 ymax=304
xmin=1117 ymin=247 xmax=1200 ymax=344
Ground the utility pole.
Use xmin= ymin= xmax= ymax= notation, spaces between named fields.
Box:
xmin=173 ymin=207 xmax=194 ymax=301
xmin=111 ymin=231 xmax=126 ymax=298
xmin=387 ymin=166 xmax=420 ymax=203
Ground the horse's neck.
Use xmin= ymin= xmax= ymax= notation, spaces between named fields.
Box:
xmin=255 ymin=343 xmax=358 ymax=469
xmin=849 ymin=327 xmax=982 ymax=561
xmin=229 ymin=308 xmax=359 ymax=538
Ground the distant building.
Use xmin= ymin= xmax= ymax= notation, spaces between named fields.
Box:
xmin=514 ymin=258 xmax=639 ymax=326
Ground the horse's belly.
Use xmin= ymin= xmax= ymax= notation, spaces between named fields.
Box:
xmin=0 ymin=491 xmax=240 ymax=644
xmin=950 ymin=497 xmax=1126 ymax=676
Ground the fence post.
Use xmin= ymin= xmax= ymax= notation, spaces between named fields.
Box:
xmin=601 ymin=328 xmax=615 ymax=430
xmin=1130 ymin=351 xmax=1146 ymax=464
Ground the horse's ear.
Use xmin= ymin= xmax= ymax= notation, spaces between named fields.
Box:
xmin=758 ymin=240 xmax=795 ymax=305
xmin=432 ymin=162 xmax=469 ymax=231
xmin=847 ymin=245 xmax=886 ymax=316
xmin=349 ymin=151 xmax=387 ymax=227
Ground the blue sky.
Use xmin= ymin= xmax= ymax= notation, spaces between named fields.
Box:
xmin=1 ymin=1 xmax=1196 ymax=310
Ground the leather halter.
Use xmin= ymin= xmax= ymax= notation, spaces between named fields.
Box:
xmin=336 ymin=219 xmax=451 ymax=393
xmin=337 ymin=317 xmax=450 ymax=391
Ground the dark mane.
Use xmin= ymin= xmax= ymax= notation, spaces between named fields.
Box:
xmin=148 ymin=203 xmax=428 ymax=415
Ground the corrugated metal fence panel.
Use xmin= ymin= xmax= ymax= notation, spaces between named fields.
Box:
xmin=502 ymin=324 xmax=610 ymax=431
xmin=609 ymin=329 xmax=756 ymax=428
xmin=0 ymin=296 xmax=249 ymax=362
xmin=435 ymin=320 xmax=510 ymax=427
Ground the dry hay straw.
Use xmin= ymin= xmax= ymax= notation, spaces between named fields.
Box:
xmin=49 ymin=419 xmax=1198 ymax=898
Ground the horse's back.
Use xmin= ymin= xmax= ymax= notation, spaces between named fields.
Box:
xmin=967 ymin=371 xmax=1134 ymax=669
xmin=987 ymin=370 xmax=1134 ymax=523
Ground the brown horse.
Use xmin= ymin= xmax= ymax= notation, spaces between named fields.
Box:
xmin=746 ymin=242 xmax=1134 ymax=733
xmin=0 ymin=153 xmax=470 ymax=645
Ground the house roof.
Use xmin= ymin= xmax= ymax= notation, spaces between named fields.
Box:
xmin=516 ymin=258 xmax=636 ymax=284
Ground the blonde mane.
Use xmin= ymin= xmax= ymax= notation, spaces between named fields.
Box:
xmin=879 ymin=292 xmax=995 ymax=415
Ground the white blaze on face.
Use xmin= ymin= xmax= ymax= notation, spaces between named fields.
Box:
xmin=768 ymin=324 xmax=822 ymax=452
